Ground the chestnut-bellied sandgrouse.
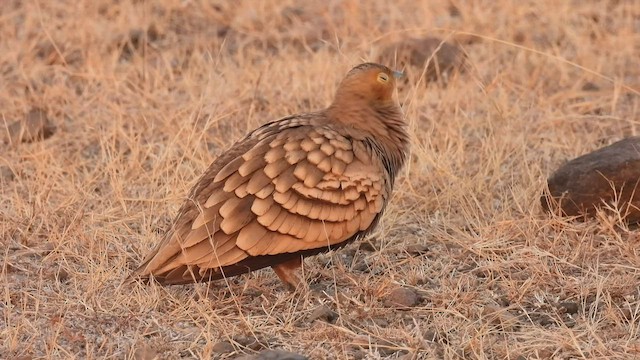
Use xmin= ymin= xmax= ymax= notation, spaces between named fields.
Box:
xmin=128 ymin=63 xmax=409 ymax=289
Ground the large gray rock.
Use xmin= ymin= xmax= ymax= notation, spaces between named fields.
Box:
xmin=541 ymin=137 xmax=640 ymax=223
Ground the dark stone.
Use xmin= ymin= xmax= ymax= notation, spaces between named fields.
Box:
xmin=371 ymin=317 xmax=389 ymax=328
xmin=5 ymin=108 xmax=55 ymax=144
xmin=308 ymin=304 xmax=338 ymax=323
xmin=211 ymin=341 xmax=234 ymax=354
xmin=581 ymin=82 xmax=600 ymax=91
xmin=120 ymin=25 xmax=162 ymax=60
xmin=133 ymin=344 xmax=158 ymax=360
xmin=239 ymin=350 xmax=308 ymax=360
xmin=542 ymin=137 xmax=640 ymax=223
xmin=556 ymin=301 xmax=579 ymax=315
xmin=528 ymin=312 xmax=556 ymax=327
xmin=357 ymin=240 xmax=376 ymax=252
xmin=481 ymin=305 xmax=519 ymax=330
xmin=448 ymin=4 xmax=461 ymax=17
xmin=423 ymin=329 xmax=443 ymax=342
xmin=0 ymin=166 xmax=15 ymax=182
xmin=352 ymin=335 xmax=400 ymax=357
xmin=404 ymin=243 xmax=430 ymax=255
xmin=47 ymin=268 xmax=69 ymax=283
xmin=383 ymin=287 xmax=420 ymax=308
xmin=232 ymin=336 xmax=265 ymax=351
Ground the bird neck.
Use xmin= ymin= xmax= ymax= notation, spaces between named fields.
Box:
xmin=326 ymin=100 xmax=409 ymax=179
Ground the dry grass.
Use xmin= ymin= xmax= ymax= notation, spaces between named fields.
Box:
xmin=2 ymin=0 xmax=640 ymax=359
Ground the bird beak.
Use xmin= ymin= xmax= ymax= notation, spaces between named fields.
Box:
xmin=392 ymin=70 xmax=405 ymax=79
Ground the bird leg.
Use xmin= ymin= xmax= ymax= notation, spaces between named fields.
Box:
xmin=272 ymin=256 xmax=303 ymax=291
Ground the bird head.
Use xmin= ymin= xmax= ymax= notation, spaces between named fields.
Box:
xmin=332 ymin=63 xmax=403 ymax=108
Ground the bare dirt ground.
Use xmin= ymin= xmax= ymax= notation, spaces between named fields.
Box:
xmin=2 ymin=1 xmax=640 ymax=359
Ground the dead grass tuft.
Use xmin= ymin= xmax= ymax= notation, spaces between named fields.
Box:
xmin=2 ymin=0 xmax=639 ymax=359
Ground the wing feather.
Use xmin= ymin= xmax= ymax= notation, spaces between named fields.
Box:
xmin=130 ymin=119 xmax=391 ymax=284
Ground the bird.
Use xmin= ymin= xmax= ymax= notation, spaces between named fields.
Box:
xmin=128 ymin=63 xmax=409 ymax=289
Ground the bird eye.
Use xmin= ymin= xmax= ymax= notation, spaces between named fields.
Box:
xmin=377 ymin=72 xmax=389 ymax=83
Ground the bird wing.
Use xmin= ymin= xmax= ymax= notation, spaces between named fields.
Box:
xmin=131 ymin=116 xmax=389 ymax=283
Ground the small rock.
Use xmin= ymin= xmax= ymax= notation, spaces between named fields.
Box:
xmin=352 ymin=335 xmax=399 ymax=356
xmin=404 ymin=243 xmax=429 ymax=255
xmin=120 ymin=25 xmax=161 ymax=59
xmin=140 ymin=323 xmax=161 ymax=338
xmin=13 ymin=243 xmax=55 ymax=258
xmin=242 ymin=287 xmax=264 ymax=298
xmin=542 ymin=137 xmax=640 ymax=223
xmin=47 ymin=268 xmax=69 ymax=283
xmin=371 ymin=317 xmax=389 ymax=328
xmin=472 ymin=268 xmax=490 ymax=278
xmin=383 ymin=287 xmax=420 ymax=308
xmin=581 ymin=82 xmax=600 ymax=91
xmin=233 ymin=336 xmax=265 ymax=351
xmin=238 ymin=349 xmax=308 ymax=360
xmin=0 ymin=166 xmax=15 ymax=182
xmin=563 ymin=317 xmax=577 ymax=328
xmin=481 ymin=305 xmax=519 ymax=330
xmin=358 ymin=241 xmax=377 ymax=252
xmin=378 ymin=37 xmax=465 ymax=82
xmin=351 ymin=261 xmax=369 ymax=272
xmin=133 ymin=344 xmax=158 ymax=360
xmin=381 ymin=348 xmax=406 ymax=357
xmin=528 ymin=312 xmax=556 ymax=327
xmin=348 ymin=349 xmax=366 ymax=360
xmin=513 ymin=31 xmax=526 ymax=44
xmin=537 ymin=349 xmax=555 ymax=359
xmin=146 ymin=23 xmax=160 ymax=42
xmin=448 ymin=4 xmax=461 ymax=17
xmin=4 ymin=263 xmax=18 ymax=273
xmin=497 ymin=295 xmax=510 ymax=307
xmin=556 ymin=301 xmax=579 ymax=315
xmin=35 ymin=41 xmax=83 ymax=65
xmin=5 ymin=108 xmax=55 ymax=144
xmin=212 ymin=341 xmax=235 ymax=354
xmin=308 ymin=304 xmax=338 ymax=323
xmin=58 ymin=269 xmax=69 ymax=282
xmin=423 ymin=329 xmax=442 ymax=342
xmin=397 ymin=351 xmax=415 ymax=359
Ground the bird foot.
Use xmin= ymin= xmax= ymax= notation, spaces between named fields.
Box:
xmin=272 ymin=256 xmax=303 ymax=291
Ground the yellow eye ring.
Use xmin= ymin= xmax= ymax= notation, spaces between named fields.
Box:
xmin=377 ymin=72 xmax=389 ymax=83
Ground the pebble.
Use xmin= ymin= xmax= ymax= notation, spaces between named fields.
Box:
xmin=556 ymin=301 xmax=579 ymax=315
xmin=308 ymin=304 xmax=338 ymax=323
xmin=481 ymin=305 xmax=519 ymax=330
xmin=383 ymin=287 xmax=420 ymax=308
xmin=5 ymin=108 xmax=55 ymax=144
xmin=212 ymin=341 xmax=235 ymax=354
xmin=238 ymin=349 xmax=308 ymax=360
